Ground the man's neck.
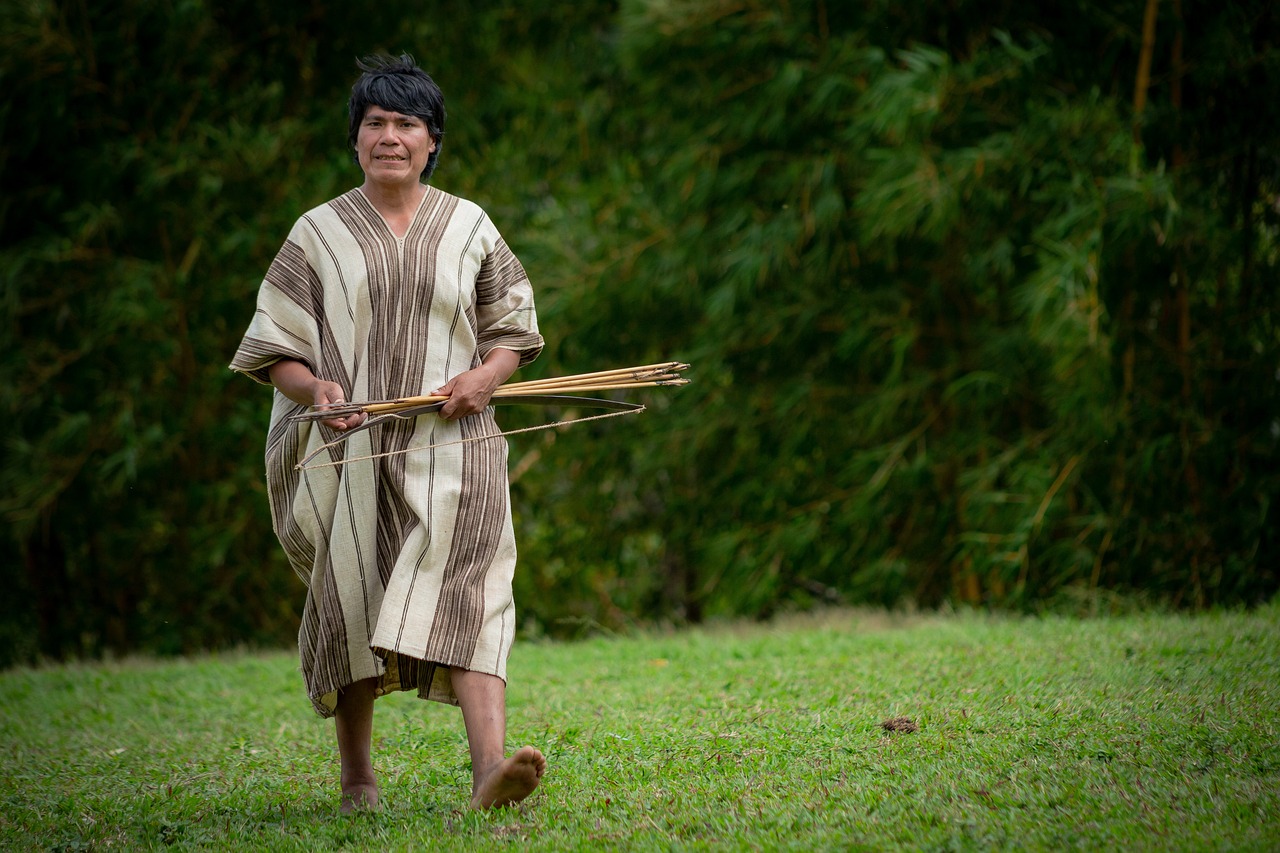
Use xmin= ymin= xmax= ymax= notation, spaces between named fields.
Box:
xmin=359 ymin=181 xmax=427 ymax=218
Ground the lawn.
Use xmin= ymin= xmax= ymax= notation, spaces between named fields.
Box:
xmin=1 ymin=605 xmax=1277 ymax=851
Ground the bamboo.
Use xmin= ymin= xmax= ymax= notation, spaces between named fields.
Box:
xmin=1130 ymin=0 xmax=1159 ymax=172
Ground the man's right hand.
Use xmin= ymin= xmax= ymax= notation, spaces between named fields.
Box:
xmin=268 ymin=359 xmax=367 ymax=431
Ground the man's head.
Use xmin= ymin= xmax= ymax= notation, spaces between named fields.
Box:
xmin=348 ymin=54 xmax=446 ymax=180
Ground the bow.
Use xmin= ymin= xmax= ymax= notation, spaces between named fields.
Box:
xmin=291 ymin=363 xmax=689 ymax=471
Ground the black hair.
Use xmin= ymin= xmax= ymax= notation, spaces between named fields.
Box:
xmin=347 ymin=54 xmax=446 ymax=180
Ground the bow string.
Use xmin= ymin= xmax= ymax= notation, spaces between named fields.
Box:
xmin=290 ymin=362 xmax=689 ymax=471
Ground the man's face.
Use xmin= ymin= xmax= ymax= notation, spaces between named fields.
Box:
xmin=356 ymin=107 xmax=436 ymax=186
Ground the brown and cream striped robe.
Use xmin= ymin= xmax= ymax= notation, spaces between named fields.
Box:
xmin=230 ymin=186 xmax=544 ymax=717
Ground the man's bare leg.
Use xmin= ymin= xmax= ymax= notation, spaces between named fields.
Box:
xmin=334 ymin=677 xmax=379 ymax=813
xmin=451 ymin=668 xmax=546 ymax=809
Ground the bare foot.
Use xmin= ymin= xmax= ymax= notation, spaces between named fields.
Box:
xmin=470 ymin=746 xmax=547 ymax=809
xmin=340 ymin=782 xmax=380 ymax=814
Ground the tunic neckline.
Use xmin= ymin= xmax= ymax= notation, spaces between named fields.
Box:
xmin=354 ymin=185 xmax=434 ymax=242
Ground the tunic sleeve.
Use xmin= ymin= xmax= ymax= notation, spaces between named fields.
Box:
xmin=228 ymin=225 xmax=323 ymax=385
xmin=473 ymin=228 xmax=544 ymax=367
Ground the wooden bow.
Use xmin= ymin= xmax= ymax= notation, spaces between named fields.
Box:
xmin=291 ymin=362 xmax=689 ymax=470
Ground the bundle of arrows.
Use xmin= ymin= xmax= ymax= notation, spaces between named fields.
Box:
xmin=287 ymin=361 xmax=691 ymax=423
xmin=288 ymin=361 xmax=690 ymax=470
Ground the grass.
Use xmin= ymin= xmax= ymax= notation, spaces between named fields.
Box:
xmin=1 ymin=604 xmax=1277 ymax=851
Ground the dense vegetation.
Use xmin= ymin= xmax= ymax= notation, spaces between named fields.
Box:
xmin=2 ymin=1 xmax=1277 ymax=664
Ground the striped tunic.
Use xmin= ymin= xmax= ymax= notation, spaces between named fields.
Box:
xmin=230 ymin=186 xmax=543 ymax=717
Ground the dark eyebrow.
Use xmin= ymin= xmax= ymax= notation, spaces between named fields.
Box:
xmin=364 ymin=111 xmax=424 ymax=125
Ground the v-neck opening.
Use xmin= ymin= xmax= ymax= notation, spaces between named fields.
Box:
xmin=357 ymin=185 xmax=432 ymax=241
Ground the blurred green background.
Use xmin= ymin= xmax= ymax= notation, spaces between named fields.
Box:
xmin=2 ymin=0 xmax=1276 ymax=666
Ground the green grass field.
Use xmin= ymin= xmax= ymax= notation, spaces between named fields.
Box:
xmin=2 ymin=605 xmax=1277 ymax=851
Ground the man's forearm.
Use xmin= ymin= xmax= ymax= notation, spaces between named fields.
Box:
xmin=268 ymin=358 xmax=322 ymax=407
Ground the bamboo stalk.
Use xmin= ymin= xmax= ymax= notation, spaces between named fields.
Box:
xmin=1130 ymin=0 xmax=1160 ymax=173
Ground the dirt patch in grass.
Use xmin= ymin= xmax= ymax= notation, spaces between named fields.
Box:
xmin=881 ymin=716 xmax=919 ymax=733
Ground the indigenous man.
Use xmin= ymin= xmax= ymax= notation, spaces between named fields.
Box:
xmin=230 ymin=54 xmax=546 ymax=812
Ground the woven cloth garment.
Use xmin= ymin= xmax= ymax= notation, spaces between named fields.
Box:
xmin=230 ymin=186 xmax=543 ymax=717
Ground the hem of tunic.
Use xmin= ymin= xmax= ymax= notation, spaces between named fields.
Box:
xmin=306 ymin=646 xmax=508 ymax=718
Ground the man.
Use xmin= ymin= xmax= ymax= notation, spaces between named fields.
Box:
xmin=230 ymin=54 xmax=546 ymax=812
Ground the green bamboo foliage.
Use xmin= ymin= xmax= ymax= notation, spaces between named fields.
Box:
xmin=1 ymin=0 xmax=1275 ymax=664
xmin=507 ymin=0 xmax=1278 ymax=627
xmin=0 ymin=0 xmax=388 ymax=660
